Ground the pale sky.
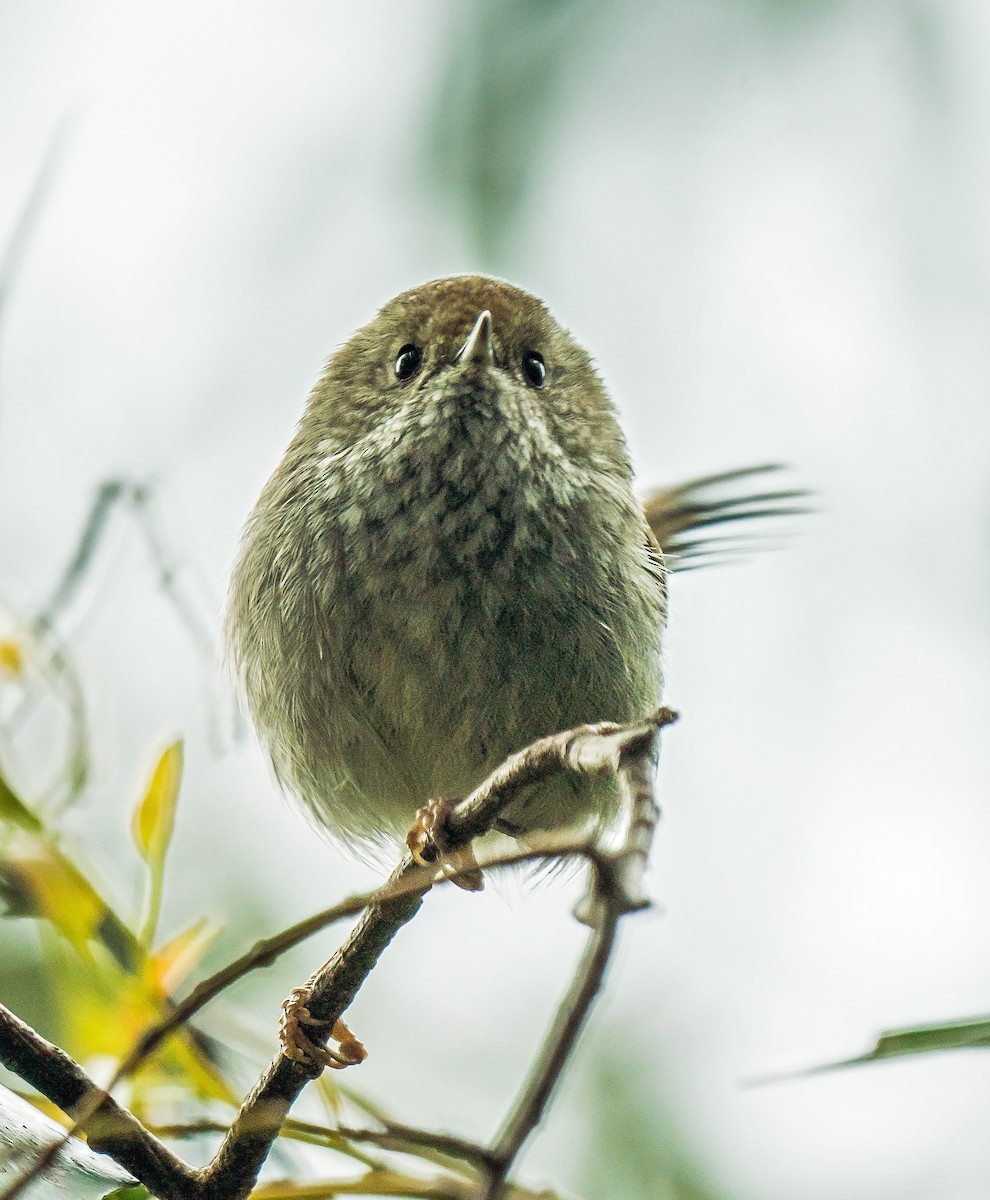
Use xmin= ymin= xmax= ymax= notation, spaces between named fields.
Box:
xmin=2 ymin=4 xmax=990 ymax=1198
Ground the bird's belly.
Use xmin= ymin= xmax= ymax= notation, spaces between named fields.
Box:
xmin=299 ymin=545 xmax=661 ymax=842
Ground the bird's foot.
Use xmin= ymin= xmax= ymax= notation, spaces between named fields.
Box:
xmin=279 ymin=986 xmax=367 ymax=1069
xmin=407 ymin=797 xmax=484 ymax=892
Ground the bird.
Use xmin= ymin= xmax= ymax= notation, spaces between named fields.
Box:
xmin=227 ymin=274 xmax=802 ymax=860
xmin=227 ymin=274 xmax=804 ymax=1068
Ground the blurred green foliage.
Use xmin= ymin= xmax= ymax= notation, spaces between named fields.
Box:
xmin=426 ymin=0 xmax=599 ymax=267
xmin=424 ymin=0 xmax=951 ymax=270
xmin=579 ymin=1045 xmax=729 ymax=1200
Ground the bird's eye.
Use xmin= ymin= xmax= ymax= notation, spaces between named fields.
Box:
xmin=522 ymin=351 xmax=545 ymax=388
xmin=394 ymin=344 xmax=422 ymax=381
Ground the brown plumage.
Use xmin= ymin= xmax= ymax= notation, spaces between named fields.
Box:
xmin=227 ymin=275 xmax=800 ymax=853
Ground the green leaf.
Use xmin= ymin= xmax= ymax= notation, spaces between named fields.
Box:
xmin=425 ymin=0 xmax=595 ymax=266
xmin=840 ymin=1015 xmax=990 ymax=1066
xmin=753 ymin=1014 xmax=990 ymax=1084
xmin=0 ymin=770 xmax=43 ymax=833
xmin=1 ymin=811 xmax=143 ymax=972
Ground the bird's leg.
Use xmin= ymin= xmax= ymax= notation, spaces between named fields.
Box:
xmin=407 ymin=797 xmax=484 ymax=892
xmin=280 ymin=796 xmax=484 ymax=1069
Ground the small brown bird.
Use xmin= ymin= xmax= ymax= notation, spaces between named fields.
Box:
xmin=228 ymin=275 xmax=798 ymax=856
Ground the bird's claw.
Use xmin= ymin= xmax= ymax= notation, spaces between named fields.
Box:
xmin=407 ymin=798 xmax=484 ymax=892
xmin=279 ymin=986 xmax=367 ymax=1069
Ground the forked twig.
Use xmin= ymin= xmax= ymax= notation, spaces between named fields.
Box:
xmin=479 ymin=718 xmax=669 ymax=1197
xmin=3 ymin=478 xmax=222 ymax=807
xmin=0 ymin=709 xmax=676 ymax=1200
xmin=0 ymin=1001 xmax=193 ymax=1196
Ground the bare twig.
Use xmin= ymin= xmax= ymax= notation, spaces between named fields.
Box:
xmin=31 ymin=481 xmax=129 ymax=641
xmin=0 ymin=840 xmax=588 ymax=1200
xmin=0 ymin=880 xmax=417 ymax=1200
xmin=198 ymin=854 xmax=440 ymax=1198
xmin=0 ymin=1002 xmax=198 ymax=1200
xmin=3 ymin=478 xmax=223 ymax=807
xmin=201 ymin=709 xmax=676 ymax=1197
xmin=20 ymin=477 xmax=214 ymax=666
xmin=152 ymin=1117 xmax=487 ymax=1176
xmin=249 ymin=1170 xmax=479 ymax=1199
xmin=611 ymin=735 xmax=663 ymax=912
xmin=27 ymin=479 xmax=216 ymax=660
xmin=128 ymin=483 xmax=219 ymax=661
xmin=0 ymin=711 xmax=674 ymax=1200
xmin=332 ymin=1122 xmax=491 ymax=1175
xmin=446 ymin=708 xmax=674 ymax=844
xmin=150 ymin=1119 xmax=385 ymax=1172
xmin=0 ymin=116 xmax=76 ymax=355
xmin=485 ymin=904 xmax=620 ymax=1198
xmin=478 ymin=720 xmax=669 ymax=1198
xmin=122 ymin=838 xmax=588 ymax=1084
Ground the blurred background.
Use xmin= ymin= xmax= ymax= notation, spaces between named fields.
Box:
xmin=1 ymin=1 xmax=990 ymax=1197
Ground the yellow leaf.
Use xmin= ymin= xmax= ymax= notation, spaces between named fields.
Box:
xmin=147 ymin=917 xmax=219 ymax=992
xmin=0 ymin=639 xmax=24 ymax=677
xmin=56 ymin=957 xmax=237 ymax=1111
xmin=132 ymin=742 xmax=183 ymax=866
xmin=7 ymin=843 xmax=109 ymax=951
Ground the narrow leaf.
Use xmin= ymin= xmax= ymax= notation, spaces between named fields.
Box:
xmin=148 ymin=917 xmax=219 ymax=992
xmin=132 ymin=741 xmax=183 ymax=865
xmin=132 ymin=741 xmax=183 ymax=947
xmin=853 ymin=1015 xmax=990 ymax=1063
xmin=751 ymin=1014 xmax=990 ymax=1084
xmin=0 ymin=771 xmax=43 ymax=833
xmin=3 ymin=843 xmax=110 ymax=951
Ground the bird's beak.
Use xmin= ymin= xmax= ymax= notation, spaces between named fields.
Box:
xmin=457 ymin=310 xmax=495 ymax=368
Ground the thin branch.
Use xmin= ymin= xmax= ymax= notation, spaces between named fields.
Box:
xmin=128 ymin=483 xmax=219 ymax=661
xmin=0 ymin=1002 xmax=199 ymax=1200
xmin=152 ymin=1117 xmax=486 ymax=1176
xmin=250 ymin=1167 xmax=561 ymax=1199
xmin=31 ymin=482 xmax=129 ymax=640
xmin=0 ymin=840 xmax=589 ymax=1200
xmin=200 ymin=711 xmax=675 ymax=1198
xmin=0 ymin=712 xmax=674 ymax=1200
xmin=3 ymin=482 xmax=129 ymax=761
xmin=122 ymin=838 xmax=587 ymax=1084
xmin=0 ymin=116 xmax=76 ymax=356
xmin=150 ymin=1120 xmax=386 ymax=1172
xmin=5 ymin=479 xmax=221 ymax=779
xmin=446 ymin=709 xmax=674 ymax=843
xmin=334 ymin=1122 xmax=493 ymax=1174
xmin=124 ymin=885 xmax=395 ymax=1068
xmin=479 ymin=729 xmax=665 ymax=1198
xmin=27 ymin=479 xmax=216 ymax=660
xmin=249 ymin=1170 xmax=478 ymax=1199
xmin=197 ymin=855 xmax=439 ymax=1198
xmin=486 ymin=903 xmax=620 ymax=1194
xmin=611 ymin=737 xmax=663 ymax=913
